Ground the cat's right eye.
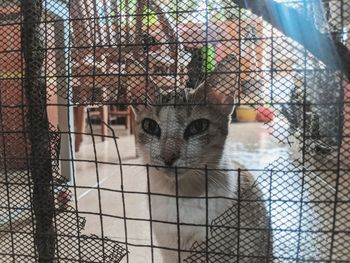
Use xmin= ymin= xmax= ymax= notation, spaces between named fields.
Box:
xmin=142 ymin=118 xmax=161 ymax=137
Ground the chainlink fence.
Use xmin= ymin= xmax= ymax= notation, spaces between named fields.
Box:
xmin=0 ymin=0 xmax=349 ymax=262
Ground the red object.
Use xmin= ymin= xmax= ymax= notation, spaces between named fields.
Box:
xmin=256 ymin=106 xmax=275 ymax=123
xmin=57 ymin=191 xmax=71 ymax=208
xmin=149 ymin=45 xmax=161 ymax=51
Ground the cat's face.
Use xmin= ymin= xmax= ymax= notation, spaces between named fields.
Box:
xmin=134 ymin=100 xmax=231 ymax=175
xmin=128 ymin=54 xmax=239 ymax=178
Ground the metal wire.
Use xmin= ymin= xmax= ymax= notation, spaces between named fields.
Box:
xmin=0 ymin=0 xmax=349 ymax=262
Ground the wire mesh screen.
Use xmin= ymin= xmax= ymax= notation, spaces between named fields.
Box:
xmin=0 ymin=0 xmax=349 ymax=262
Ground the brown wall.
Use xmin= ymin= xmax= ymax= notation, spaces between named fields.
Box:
xmin=177 ymin=19 xmax=265 ymax=82
xmin=46 ymin=21 xmax=59 ymax=128
xmin=0 ymin=20 xmax=28 ymax=169
xmin=0 ymin=12 xmax=58 ymax=170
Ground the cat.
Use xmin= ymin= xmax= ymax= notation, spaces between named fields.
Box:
xmin=127 ymin=55 xmax=272 ymax=262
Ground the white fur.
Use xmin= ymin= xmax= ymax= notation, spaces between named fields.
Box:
xmin=148 ymin=155 xmax=240 ymax=262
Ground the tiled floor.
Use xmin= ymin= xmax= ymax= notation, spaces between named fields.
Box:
xmin=0 ymin=122 xmax=348 ymax=262
xmin=72 ymin=122 xmax=350 ymax=262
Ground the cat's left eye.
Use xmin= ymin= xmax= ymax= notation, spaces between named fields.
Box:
xmin=184 ymin=119 xmax=209 ymax=139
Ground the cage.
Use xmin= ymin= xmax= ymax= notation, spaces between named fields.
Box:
xmin=0 ymin=0 xmax=349 ymax=262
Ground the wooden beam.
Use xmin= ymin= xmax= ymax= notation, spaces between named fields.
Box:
xmin=21 ymin=0 xmax=55 ymax=261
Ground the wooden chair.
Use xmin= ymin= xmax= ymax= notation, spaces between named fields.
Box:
xmin=109 ymin=106 xmax=135 ymax=135
xmin=70 ymin=0 xmax=134 ymax=152
xmin=71 ymin=0 xmax=192 ymax=151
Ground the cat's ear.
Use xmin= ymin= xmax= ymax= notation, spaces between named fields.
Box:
xmin=191 ymin=54 xmax=239 ymax=116
xmin=126 ymin=59 xmax=157 ymax=114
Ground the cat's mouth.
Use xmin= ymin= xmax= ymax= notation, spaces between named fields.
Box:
xmin=154 ymin=166 xmax=188 ymax=177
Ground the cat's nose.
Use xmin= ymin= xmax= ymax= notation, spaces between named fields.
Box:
xmin=162 ymin=155 xmax=178 ymax=167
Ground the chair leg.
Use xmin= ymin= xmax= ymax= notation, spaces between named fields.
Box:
xmin=74 ymin=106 xmax=86 ymax=152
xmin=125 ymin=108 xmax=130 ymax=131
xmin=125 ymin=115 xmax=128 ymax=130
xmin=100 ymin=105 xmax=109 ymax=141
xmin=130 ymin=108 xmax=135 ymax=135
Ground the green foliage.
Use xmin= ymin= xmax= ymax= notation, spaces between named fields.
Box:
xmin=201 ymin=44 xmax=216 ymax=73
xmin=115 ymin=0 xmax=248 ymax=25
xmin=143 ymin=7 xmax=157 ymax=25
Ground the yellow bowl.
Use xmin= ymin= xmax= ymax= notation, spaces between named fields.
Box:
xmin=236 ymin=106 xmax=257 ymax=122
